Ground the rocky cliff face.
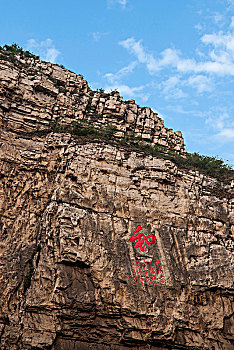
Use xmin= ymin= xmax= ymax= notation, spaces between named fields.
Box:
xmin=0 ymin=57 xmax=184 ymax=152
xmin=0 ymin=54 xmax=233 ymax=350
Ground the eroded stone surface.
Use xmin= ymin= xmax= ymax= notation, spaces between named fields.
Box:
xmin=0 ymin=58 xmax=233 ymax=350
xmin=0 ymin=58 xmax=185 ymax=153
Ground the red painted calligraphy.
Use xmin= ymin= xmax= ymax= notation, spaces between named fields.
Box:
xmin=131 ymin=259 xmax=166 ymax=285
xmin=129 ymin=225 xmax=156 ymax=252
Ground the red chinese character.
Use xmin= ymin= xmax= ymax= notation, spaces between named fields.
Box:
xmin=146 ymin=277 xmax=151 ymax=284
xmin=129 ymin=225 xmax=156 ymax=252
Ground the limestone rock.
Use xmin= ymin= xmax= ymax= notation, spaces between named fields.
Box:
xmin=0 ymin=55 xmax=233 ymax=350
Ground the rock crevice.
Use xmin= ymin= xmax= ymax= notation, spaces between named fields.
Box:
xmin=0 ymin=57 xmax=233 ymax=349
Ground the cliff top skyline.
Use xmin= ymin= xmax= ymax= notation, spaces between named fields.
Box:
xmin=1 ymin=0 xmax=234 ymax=165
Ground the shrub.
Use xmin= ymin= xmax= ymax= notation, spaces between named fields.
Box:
xmin=0 ymin=43 xmax=40 ymax=62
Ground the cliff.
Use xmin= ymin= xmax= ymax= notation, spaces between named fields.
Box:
xmin=0 ymin=48 xmax=233 ymax=350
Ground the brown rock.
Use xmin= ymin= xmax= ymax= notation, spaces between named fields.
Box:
xmin=0 ymin=55 xmax=233 ymax=350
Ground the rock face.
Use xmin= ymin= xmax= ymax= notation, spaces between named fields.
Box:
xmin=0 ymin=56 xmax=233 ymax=350
xmin=0 ymin=58 xmax=184 ymax=152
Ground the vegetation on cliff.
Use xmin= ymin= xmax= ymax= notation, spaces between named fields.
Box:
xmin=1 ymin=44 xmax=233 ymax=184
xmin=45 ymin=120 xmax=233 ymax=183
xmin=0 ymin=43 xmax=40 ymax=62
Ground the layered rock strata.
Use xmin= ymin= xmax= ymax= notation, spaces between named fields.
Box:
xmin=0 ymin=57 xmax=233 ymax=350
xmin=0 ymin=58 xmax=184 ymax=152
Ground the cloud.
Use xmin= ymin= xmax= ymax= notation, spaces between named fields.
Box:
xmin=91 ymin=32 xmax=108 ymax=42
xmin=201 ymin=32 xmax=234 ymax=52
xmin=107 ymin=0 xmax=127 ymax=8
xmin=26 ymin=38 xmax=60 ymax=63
xmin=205 ymin=112 xmax=228 ymax=130
xmin=213 ymin=13 xmax=224 ymax=24
xmin=187 ymin=75 xmax=213 ymax=93
xmin=160 ymin=73 xmax=212 ymax=98
xmin=104 ymin=61 xmax=137 ymax=83
xmin=160 ymin=76 xmax=187 ymax=99
xmin=195 ymin=23 xmax=203 ymax=33
xmin=117 ymin=0 xmax=127 ymax=6
xmin=119 ymin=29 xmax=234 ymax=76
xmin=105 ymin=84 xmax=150 ymax=102
xmin=227 ymin=0 xmax=234 ymax=7
xmin=206 ymin=111 xmax=234 ymax=142
xmin=119 ymin=38 xmax=159 ymax=73
xmin=215 ymin=128 xmax=234 ymax=140
xmin=159 ymin=46 xmax=234 ymax=75
xmin=231 ymin=17 xmax=234 ymax=28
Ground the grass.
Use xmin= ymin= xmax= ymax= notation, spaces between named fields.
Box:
xmin=46 ymin=121 xmax=233 ymax=183
xmin=0 ymin=43 xmax=40 ymax=62
xmin=1 ymin=43 xmax=233 ymax=184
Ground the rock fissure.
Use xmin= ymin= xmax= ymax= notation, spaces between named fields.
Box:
xmin=0 ymin=51 xmax=233 ymax=349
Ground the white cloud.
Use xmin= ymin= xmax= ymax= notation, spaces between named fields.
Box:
xmin=160 ymin=76 xmax=187 ymax=99
xmin=215 ymin=128 xmax=234 ymax=140
xmin=91 ymin=32 xmax=108 ymax=42
xmin=117 ymin=0 xmax=127 ymax=6
xmin=187 ymin=75 xmax=213 ymax=93
xmin=159 ymin=47 xmax=234 ymax=75
xmin=119 ymin=30 xmax=234 ymax=76
xmin=162 ymin=76 xmax=180 ymax=90
xmin=205 ymin=111 xmax=234 ymax=142
xmin=107 ymin=0 xmax=127 ymax=8
xmin=201 ymin=32 xmax=234 ymax=52
xmin=195 ymin=23 xmax=203 ymax=33
xmin=104 ymin=61 xmax=137 ymax=83
xmin=159 ymin=48 xmax=181 ymax=67
xmin=119 ymin=38 xmax=159 ymax=73
xmin=231 ymin=17 xmax=234 ymax=28
xmin=92 ymin=32 xmax=102 ymax=42
xmin=26 ymin=38 xmax=60 ymax=63
xmin=205 ymin=112 xmax=229 ymax=130
xmin=213 ymin=13 xmax=224 ymax=24
xmin=105 ymin=84 xmax=149 ymax=102
xmin=160 ymin=74 xmax=212 ymax=98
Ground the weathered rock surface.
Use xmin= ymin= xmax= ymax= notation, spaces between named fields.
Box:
xmin=0 ymin=58 xmax=184 ymax=152
xmin=0 ymin=56 xmax=233 ymax=349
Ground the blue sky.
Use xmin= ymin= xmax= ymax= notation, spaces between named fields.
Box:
xmin=1 ymin=0 xmax=234 ymax=165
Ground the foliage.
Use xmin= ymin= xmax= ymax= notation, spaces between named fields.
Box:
xmin=171 ymin=152 xmax=233 ymax=183
xmin=49 ymin=120 xmax=118 ymax=139
xmin=45 ymin=121 xmax=233 ymax=183
xmin=0 ymin=43 xmax=40 ymax=62
xmin=0 ymin=44 xmax=231 ymax=183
